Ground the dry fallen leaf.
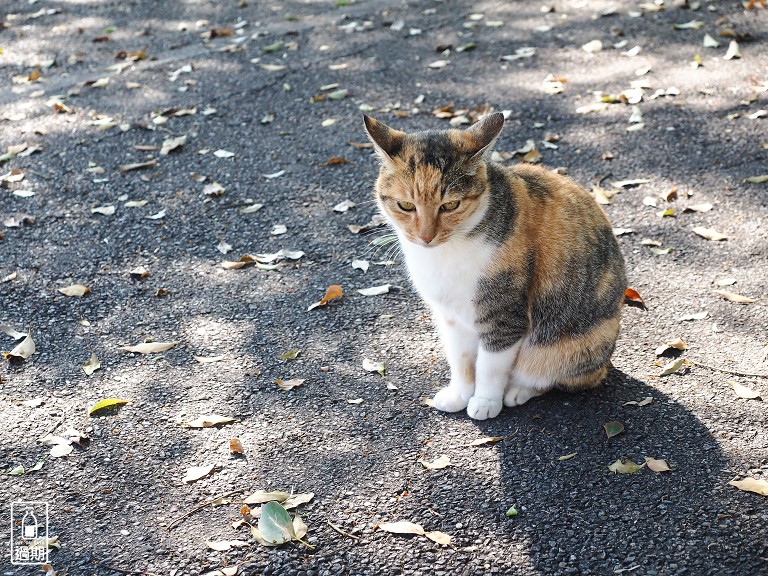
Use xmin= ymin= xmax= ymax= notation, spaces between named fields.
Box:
xmin=182 ymin=464 xmax=215 ymax=484
xmin=307 ymin=285 xmax=343 ymax=311
xmin=419 ymin=455 xmax=451 ymax=470
xmin=659 ymin=357 xmax=687 ymax=376
xmin=424 ymin=531 xmax=452 ymax=546
xmin=558 ymin=452 xmax=578 ymax=461
xmin=715 ymin=290 xmax=755 ymax=304
xmin=608 ymin=459 xmax=645 ymax=474
xmin=728 ymin=380 xmax=761 ymax=399
xmin=180 ymin=414 xmax=235 ymax=428
xmin=467 ymin=436 xmax=504 ymax=447
xmin=357 ymin=284 xmax=391 ymax=296
xmin=193 ymin=354 xmax=227 ymax=363
xmin=160 ymin=135 xmax=187 ymax=156
xmin=378 ymin=521 xmax=425 ymax=535
xmin=82 ymin=353 xmax=101 ymax=376
xmin=729 ymin=477 xmax=768 ymax=496
xmin=0 ymin=324 xmax=27 ymax=340
xmin=58 ymin=284 xmax=90 ymax=297
xmin=275 ymin=378 xmax=305 ymax=391
xmin=120 ymin=341 xmax=177 ymax=354
xmin=624 ymin=287 xmax=647 ymax=311
xmin=3 ymin=333 xmax=36 ymax=361
xmin=693 ymin=227 xmax=728 ymax=241
xmin=623 ymin=396 xmax=654 ymax=407
xmin=655 ymin=338 xmax=688 ymax=356
xmin=644 ymin=457 xmax=672 ymax=473
xmin=362 ymin=358 xmax=385 ymax=376
xmin=230 ymin=438 xmax=245 ymax=454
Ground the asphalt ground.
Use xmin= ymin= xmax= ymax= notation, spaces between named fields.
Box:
xmin=1 ymin=1 xmax=767 ymax=575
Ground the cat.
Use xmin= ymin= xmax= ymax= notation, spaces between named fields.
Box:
xmin=364 ymin=112 xmax=627 ymax=420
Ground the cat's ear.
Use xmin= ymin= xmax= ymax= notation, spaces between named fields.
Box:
xmin=465 ymin=112 xmax=505 ymax=159
xmin=364 ymin=115 xmax=406 ymax=165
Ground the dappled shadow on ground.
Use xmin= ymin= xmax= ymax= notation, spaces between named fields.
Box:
xmin=1 ymin=0 xmax=767 ymax=574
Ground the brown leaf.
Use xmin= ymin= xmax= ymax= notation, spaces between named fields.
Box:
xmin=655 ymin=338 xmax=688 ymax=356
xmin=624 ymin=287 xmax=647 ymax=310
xmin=377 ymin=521 xmax=425 ymax=535
xmin=117 ymin=159 xmax=158 ymax=173
xmin=307 ymin=285 xmax=343 ymax=311
xmin=326 ymin=157 xmax=348 ymax=165
xmin=230 ymin=438 xmax=245 ymax=454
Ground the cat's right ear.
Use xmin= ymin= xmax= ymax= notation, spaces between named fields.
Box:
xmin=363 ymin=115 xmax=406 ymax=165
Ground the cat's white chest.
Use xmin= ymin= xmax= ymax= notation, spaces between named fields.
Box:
xmin=400 ymin=235 xmax=492 ymax=323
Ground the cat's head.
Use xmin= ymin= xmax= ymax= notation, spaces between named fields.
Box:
xmin=364 ymin=112 xmax=504 ymax=247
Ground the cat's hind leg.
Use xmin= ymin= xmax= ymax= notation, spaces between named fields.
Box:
xmin=431 ymin=314 xmax=478 ymax=413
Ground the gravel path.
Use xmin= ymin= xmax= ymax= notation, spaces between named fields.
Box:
xmin=2 ymin=1 xmax=767 ymax=575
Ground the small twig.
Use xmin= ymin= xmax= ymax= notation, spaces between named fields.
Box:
xmin=95 ymin=562 xmax=162 ymax=576
xmin=326 ymin=520 xmax=360 ymax=541
xmin=166 ymin=488 xmax=245 ymax=531
xmin=689 ymin=359 xmax=768 ymax=379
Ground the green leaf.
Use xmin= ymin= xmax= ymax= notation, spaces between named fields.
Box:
xmin=258 ymin=501 xmax=295 ymax=546
xmin=649 ymin=247 xmax=673 ymax=256
xmin=262 ymin=41 xmax=284 ymax=53
xmin=505 ymin=506 xmax=518 ymax=517
xmin=88 ymin=397 xmax=129 ymax=415
xmin=603 ymin=421 xmax=625 ymax=439
xmin=745 ymin=175 xmax=768 ymax=184
xmin=7 ymin=465 xmax=25 ymax=475
xmin=278 ymin=348 xmax=300 ymax=360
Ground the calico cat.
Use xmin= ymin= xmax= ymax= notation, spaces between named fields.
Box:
xmin=364 ymin=112 xmax=627 ymax=420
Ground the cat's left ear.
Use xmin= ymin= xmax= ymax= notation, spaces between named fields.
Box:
xmin=364 ymin=115 xmax=406 ymax=165
xmin=465 ymin=112 xmax=505 ymax=159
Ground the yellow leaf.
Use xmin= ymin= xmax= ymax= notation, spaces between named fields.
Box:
xmin=558 ymin=452 xmax=578 ymax=461
xmin=88 ymin=397 xmax=129 ymax=415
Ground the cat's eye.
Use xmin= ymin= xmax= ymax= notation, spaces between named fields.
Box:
xmin=441 ymin=200 xmax=460 ymax=212
xmin=397 ymin=201 xmax=416 ymax=212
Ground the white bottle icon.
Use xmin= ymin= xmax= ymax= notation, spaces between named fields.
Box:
xmin=21 ymin=510 xmax=38 ymax=539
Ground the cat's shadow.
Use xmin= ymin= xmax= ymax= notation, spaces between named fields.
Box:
xmin=429 ymin=368 xmax=739 ymax=574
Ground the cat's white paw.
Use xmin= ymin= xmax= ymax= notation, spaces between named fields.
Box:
xmin=466 ymin=396 xmax=503 ymax=420
xmin=432 ymin=387 xmax=470 ymax=413
xmin=503 ymin=385 xmax=542 ymax=407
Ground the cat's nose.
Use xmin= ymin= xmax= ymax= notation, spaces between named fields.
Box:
xmin=418 ymin=232 xmax=436 ymax=244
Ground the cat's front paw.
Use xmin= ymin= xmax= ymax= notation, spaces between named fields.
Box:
xmin=503 ymin=385 xmax=542 ymax=407
xmin=466 ymin=396 xmax=503 ymax=420
xmin=432 ymin=387 xmax=470 ymax=413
